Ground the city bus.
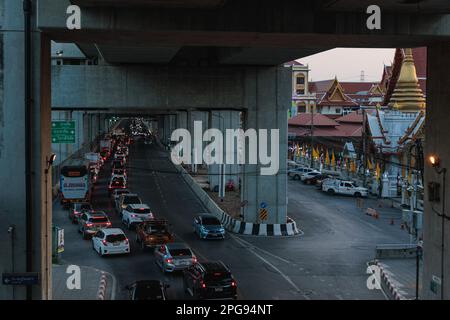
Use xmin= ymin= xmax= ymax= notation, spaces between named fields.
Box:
xmin=60 ymin=158 xmax=92 ymax=208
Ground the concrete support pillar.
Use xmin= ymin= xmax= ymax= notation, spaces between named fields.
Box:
xmin=187 ymin=111 xmax=209 ymax=170
xmin=0 ymin=1 xmax=52 ymax=299
xmin=208 ymin=110 xmax=241 ymax=191
xmin=241 ymin=67 xmax=289 ymax=224
xmin=422 ymin=44 xmax=450 ymax=300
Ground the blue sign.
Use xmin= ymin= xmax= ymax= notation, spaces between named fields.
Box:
xmin=260 ymin=202 xmax=267 ymax=209
xmin=2 ymin=273 xmax=40 ymax=286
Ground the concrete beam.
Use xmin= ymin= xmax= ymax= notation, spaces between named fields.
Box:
xmin=52 ymin=65 xmax=246 ymax=110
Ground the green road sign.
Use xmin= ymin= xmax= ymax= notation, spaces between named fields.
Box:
xmin=52 ymin=121 xmax=76 ymax=144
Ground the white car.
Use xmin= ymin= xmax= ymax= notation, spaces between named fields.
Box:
xmin=300 ymin=171 xmax=321 ymax=181
xmin=92 ymin=228 xmax=130 ymax=256
xmin=122 ymin=204 xmax=154 ymax=229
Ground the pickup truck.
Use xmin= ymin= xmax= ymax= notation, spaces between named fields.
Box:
xmin=322 ymin=179 xmax=368 ymax=197
xmin=135 ymin=219 xmax=174 ymax=250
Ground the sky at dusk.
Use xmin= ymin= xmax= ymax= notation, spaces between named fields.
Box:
xmin=297 ymin=48 xmax=396 ymax=83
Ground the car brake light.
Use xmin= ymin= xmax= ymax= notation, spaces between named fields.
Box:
xmin=106 ymin=222 xmax=112 ymax=226
xmin=102 ymin=240 xmax=107 ymax=245
xmin=192 ymin=256 xmax=197 ymax=264
xmin=231 ymin=280 xmax=237 ymax=287
xmin=124 ymin=238 xmax=129 ymax=244
xmin=131 ymin=214 xmax=137 ymax=218
xmin=165 ymin=258 xmax=173 ymax=264
xmin=86 ymin=223 xmax=93 ymax=227
xmin=201 ymin=282 xmax=206 ymax=289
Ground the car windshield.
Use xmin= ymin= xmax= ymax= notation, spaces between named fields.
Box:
xmin=133 ymin=208 xmax=151 ymax=214
xmin=112 ymin=178 xmax=125 ymax=184
xmin=124 ymin=196 xmax=141 ymax=204
xmin=135 ymin=284 xmax=164 ymax=300
xmin=89 ymin=217 xmax=108 ymax=223
xmin=204 ymin=271 xmax=231 ymax=281
xmin=145 ymin=223 xmax=168 ymax=233
xmin=169 ymin=249 xmax=192 ymax=257
xmin=202 ymin=217 xmax=221 ymax=225
xmin=106 ymin=234 xmax=126 ymax=242
xmin=116 ymin=190 xmax=129 ymax=195
xmin=80 ymin=204 xmax=92 ymax=210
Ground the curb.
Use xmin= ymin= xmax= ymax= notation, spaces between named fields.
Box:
xmin=373 ymin=260 xmax=407 ymax=300
xmin=97 ymin=272 xmax=108 ymax=300
xmin=220 ymin=211 xmax=301 ymax=236
xmin=175 ymin=163 xmax=301 ymax=237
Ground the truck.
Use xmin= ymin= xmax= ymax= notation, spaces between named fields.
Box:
xmin=135 ymin=219 xmax=174 ymax=250
xmin=60 ymin=158 xmax=92 ymax=208
xmin=99 ymin=138 xmax=112 ymax=160
xmin=322 ymin=178 xmax=368 ymax=197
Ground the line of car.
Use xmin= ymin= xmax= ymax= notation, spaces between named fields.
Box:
xmin=287 ymin=163 xmax=369 ymax=197
xmin=67 ymin=122 xmax=237 ymax=300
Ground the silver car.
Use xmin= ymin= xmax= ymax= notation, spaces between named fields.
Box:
xmin=154 ymin=243 xmax=197 ymax=273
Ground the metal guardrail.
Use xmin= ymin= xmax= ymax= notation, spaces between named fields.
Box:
xmin=375 ymin=244 xmax=418 ymax=259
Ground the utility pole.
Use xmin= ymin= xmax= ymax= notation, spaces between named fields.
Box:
xmin=362 ymin=109 xmax=367 ymax=186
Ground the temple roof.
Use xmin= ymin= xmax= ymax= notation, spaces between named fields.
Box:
xmin=387 ymin=48 xmax=426 ymax=112
xmin=288 ymin=113 xmax=339 ymax=127
xmin=316 ymin=77 xmax=359 ymax=107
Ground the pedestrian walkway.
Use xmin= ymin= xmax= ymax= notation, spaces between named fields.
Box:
xmin=52 ymin=264 xmax=115 ymax=300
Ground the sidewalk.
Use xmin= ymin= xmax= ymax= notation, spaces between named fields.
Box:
xmin=52 ymin=264 xmax=115 ymax=300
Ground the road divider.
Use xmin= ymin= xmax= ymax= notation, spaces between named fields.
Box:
xmin=173 ymin=162 xmax=301 ymax=237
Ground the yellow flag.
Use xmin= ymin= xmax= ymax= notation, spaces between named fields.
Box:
xmin=325 ymin=149 xmax=330 ymax=166
xmin=367 ymin=158 xmax=373 ymax=170
xmin=375 ymin=162 xmax=381 ymax=180
xmin=331 ymin=150 xmax=336 ymax=168
xmin=296 ymin=143 xmax=300 ymax=157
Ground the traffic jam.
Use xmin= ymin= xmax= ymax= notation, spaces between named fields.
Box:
xmin=59 ymin=119 xmax=237 ymax=300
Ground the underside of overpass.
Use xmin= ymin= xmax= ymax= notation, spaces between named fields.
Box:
xmin=1 ymin=0 xmax=450 ymax=300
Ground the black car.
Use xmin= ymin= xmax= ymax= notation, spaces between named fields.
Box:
xmin=183 ymin=261 xmax=237 ymax=300
xmin=303 ymin=173 xmax=330 ymax=185
xmin=126 ymin=280 xmax=169 ymax=300
xmin=112 ymin=160 xmax=125 ymax=171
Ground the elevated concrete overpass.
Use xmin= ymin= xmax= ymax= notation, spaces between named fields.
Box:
xmin=1 ymin=0 xmax=450 ymax=300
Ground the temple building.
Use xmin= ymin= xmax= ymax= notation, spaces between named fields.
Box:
xmin=366 ymin=48 xmax=426 ymax=200
xmin=284 ymin=61 xmax=317 ymax=118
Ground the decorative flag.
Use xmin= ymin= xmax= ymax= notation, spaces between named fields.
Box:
xmin=331 ymin=150 xmax=336 ymax=168
xmin=296 ymin=143 xmax=300 ymax=157
xmin=375 ymin=162 xmax=381 ymax=180
xmin=325 ymin=149 xmax=330 ymax=166
xmin=367 ymin=158 xmax=373 ymax=171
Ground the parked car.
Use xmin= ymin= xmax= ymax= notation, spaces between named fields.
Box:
xmin=154 ymin=243 xmax=197 ymax=273
xmin=126 ymin=280 xmax=169 ymax=300
xmin=116 ymin=193 xmax=142 ymax=216
xmin=183 ymin=261 xmax=237 ymax=300
xmin=322 ymin=178 xmax=368 ymax=197
xmin=68 ymin=202 xmax=93 ymax=224
xmin=288 ymin=167 xmax=316 ymax=180
xmin=136 ymin=219 xmax=174 ymax=249
xmin=121 ymin=204 xmax=154 ymax=229
xmin=300 ymin=170 xmax=321 ymax=182
xmin=302 ymin=173 xmax=330 ymax=186
xmin=92 ymin=228 xmax=130 ymax=256
xmin=193 ymin=214 xmax=225 ymax=240
xmin=78 ymin=211 xmax=112 ymax=239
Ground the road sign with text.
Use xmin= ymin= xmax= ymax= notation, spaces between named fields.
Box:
xmin=52 ymin=121 xmax=76 ymax=144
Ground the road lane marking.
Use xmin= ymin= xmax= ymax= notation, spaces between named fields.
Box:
xmin=230 ymin=234 xmax=292 ymax=264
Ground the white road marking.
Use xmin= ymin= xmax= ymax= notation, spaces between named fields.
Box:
xmin=230 ymin=235 xmax=308 ymax=299
xmin=230 ymin=234 xmax=292 ymax=264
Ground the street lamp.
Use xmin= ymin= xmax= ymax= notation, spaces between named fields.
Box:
xmin=428 ymin=154 xmax=448 ymax=300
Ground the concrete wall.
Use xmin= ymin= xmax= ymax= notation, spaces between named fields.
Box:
xmin=422 ymin=44 xmax=450 ymax=300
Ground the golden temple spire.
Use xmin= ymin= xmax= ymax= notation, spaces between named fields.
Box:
xmin=388 ymin=48 xmax=426 ymax=112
